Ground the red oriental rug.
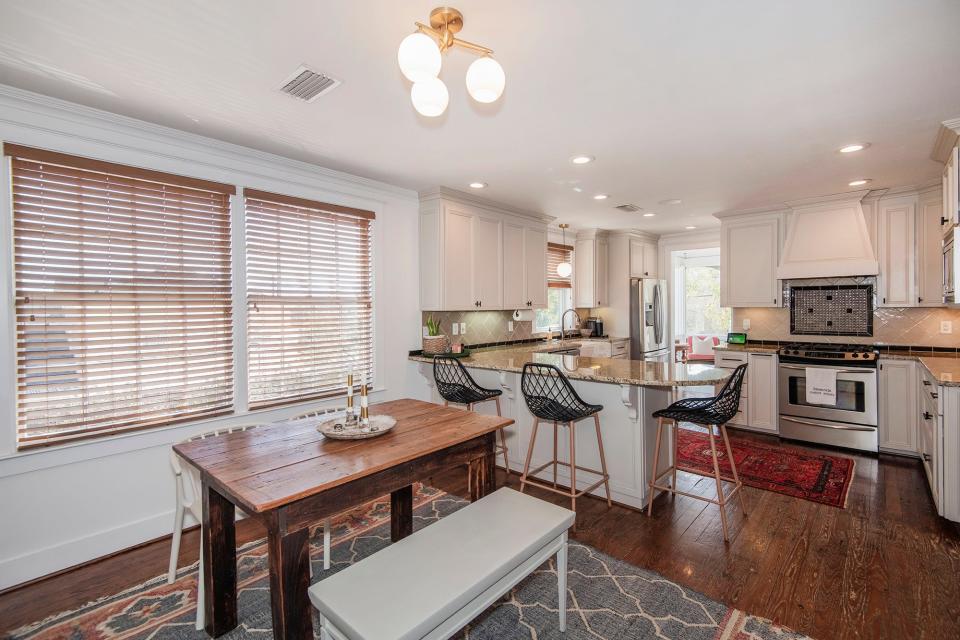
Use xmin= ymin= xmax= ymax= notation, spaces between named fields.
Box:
xmin=676 ymin=429 xmax=856 ymax=508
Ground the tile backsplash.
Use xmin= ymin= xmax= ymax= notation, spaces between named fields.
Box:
xmin=420 ymin=308 xmax=594 ymax=348
xmin=733 ymin=306 xmax=960 ymax=347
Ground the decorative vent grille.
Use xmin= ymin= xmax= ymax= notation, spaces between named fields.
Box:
xmin=614 ymin=204 xmax=641 ymax=213
xmin=279 ymin=65 xmax=340 ymax=102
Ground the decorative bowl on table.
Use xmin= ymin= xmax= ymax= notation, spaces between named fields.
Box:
xmin=316 ymin=414 xmax=397 ymax=440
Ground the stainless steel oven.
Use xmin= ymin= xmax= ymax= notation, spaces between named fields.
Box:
xmin=777 ymin=344 xmax=879 ymax=452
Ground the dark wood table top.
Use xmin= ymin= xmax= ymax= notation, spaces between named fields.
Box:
xmin=174 ymin=398 xmax=513 ymax=514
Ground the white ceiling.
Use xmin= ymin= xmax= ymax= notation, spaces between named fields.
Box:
xmin=1 ymin=1 xmax=959 ymax=234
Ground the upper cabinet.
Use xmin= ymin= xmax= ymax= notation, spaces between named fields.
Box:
xmin=720 ymin=214 xmax=781 ymax=307
xmin=943 ymin=144 xmax=959 ymax=230
xmin=918 ymin=188 xmax=945 ymax=306
xmin=629 ymin=238 xmax=658 ymax=278
xmin=877 ymin=195 xmax=917 ymax=307
xmin=503 ymin=223 xmax=548 ymax=309
xmin=419 ymin=188 xmax=551 ymax=311
xmin=575 ymin=231 xmax=609 ymax=308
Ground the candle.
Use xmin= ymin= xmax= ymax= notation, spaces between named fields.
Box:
xmin=346 ymin=371 xmax=355 ymax=422
xmin=359 ymin=382 xmax=369 ymax=426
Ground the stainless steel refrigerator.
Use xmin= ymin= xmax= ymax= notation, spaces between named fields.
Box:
xmin=629 ymin=278 xmax=669 ymax=360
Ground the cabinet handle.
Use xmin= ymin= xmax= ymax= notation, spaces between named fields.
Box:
xmin=923 ymin=411 xmax=933 ymax=420
xmin=923 ymin=380 xmax=931 ymax=386
xmin=942 ymin=216 xmax=949 ymax=226
xmin=644 ymin=271 xmax=649 ymax=276
xmin=918 ymin=296 xmax=923 ymax=303
xmin=923 ymin=453 xmax=932 ymax=462
xmin=774 ymin=298 xmax=777 ymax=305
xmin=883 ymin=297 xmax=886 ymax=304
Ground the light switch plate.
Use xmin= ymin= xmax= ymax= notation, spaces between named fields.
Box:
xmin=742 ymin=318 xmax=751 ymax=331
xmin=451 ymin=323 xmax=459 ymax=335
xmin=941 ymin=320 xmax=952 ymax=334
xmin=459 ymin=322 xmax=467 ymax=335
xmin=507 ymin=320 xmax=514 ymax=332
xmin=422 ymin=325 xmax=429 ymax=337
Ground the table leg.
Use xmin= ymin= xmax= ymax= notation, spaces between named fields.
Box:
xmin=266 ymin=522 xmax=312 ymax=640
xmin=468 ymin=433 xmax=497 ymax=501
xmin=202 ymin=481 xmax=237 ymax=637
xmin=390 ymin=485 xmax=414 ymax=542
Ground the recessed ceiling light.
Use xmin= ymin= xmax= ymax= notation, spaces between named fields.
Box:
xmin=659 ymin=199 xmax=682 ymax=205
xmin=593 ymin=194 xmax=608 ymax=200
xmin=469 ymin=182 xmax=487 ymax=189
xmin=570 ymin=155 xmax=595 ymax=165
xmin=685 ymin=225 xmax=697 ymax=230
xmin=643 ymin=212 xmax=656 ymax=217
xmin=839 ymin=143 xmax=870 ymax=153
xmin=848 ymin=179 xmax=871 ymax=187
xmin=572 ymin=187 xmax=583 ymax=193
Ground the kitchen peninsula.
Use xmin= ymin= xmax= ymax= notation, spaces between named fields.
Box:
xmin=408 ymin=345 xmax=731 ymax=509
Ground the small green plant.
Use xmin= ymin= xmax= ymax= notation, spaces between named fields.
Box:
xmin=425 ymin=315 xmax=442 ymax=336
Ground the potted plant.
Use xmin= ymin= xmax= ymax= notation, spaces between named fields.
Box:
xmin=422 ymin=315 xmax=450 ymax=355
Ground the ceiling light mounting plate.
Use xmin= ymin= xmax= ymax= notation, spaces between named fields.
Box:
xmin=429 ymin=7 xmax=464 ymax=34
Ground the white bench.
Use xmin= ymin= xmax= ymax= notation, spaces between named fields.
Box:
xmin=308 ymin=488 xmax=575 ymax=640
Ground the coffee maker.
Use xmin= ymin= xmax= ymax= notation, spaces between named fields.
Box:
xmin=584 ymin=316 xmax=604 ymax=337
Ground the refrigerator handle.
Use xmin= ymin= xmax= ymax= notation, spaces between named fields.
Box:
xmin=653 ymin=283 xmax=662 ymax=344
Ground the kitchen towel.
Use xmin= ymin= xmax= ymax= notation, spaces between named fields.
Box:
xmin=512 ymin=309 xmax=535 ymax=322
xmin=805 ymin=367 xmax=837 ymax=405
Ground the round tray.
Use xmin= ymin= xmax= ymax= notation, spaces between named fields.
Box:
xmin=317 ymin=414 xmax=397 ymax=440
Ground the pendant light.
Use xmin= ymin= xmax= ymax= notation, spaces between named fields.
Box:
xmin=398 ymin=7 xmax=505 ymax=117
xmin=556 ymin=224 xmax=573 ymax=278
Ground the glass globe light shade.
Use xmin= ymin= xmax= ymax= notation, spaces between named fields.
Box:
xmin=556 ymin=262 xmax=573 ymax=278
xmin=397 ymin=32 xmax=442 ymax=83
xmin=465 ymin=56 xmax=505 ymax=103
xmin=410 ymin=77 xmax=449 ymax=117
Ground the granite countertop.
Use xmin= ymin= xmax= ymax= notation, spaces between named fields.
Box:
xmin=409 ymin=347 xmax=730 ymax=388
xmin=713 ymin=344 xmax=779 ymax=354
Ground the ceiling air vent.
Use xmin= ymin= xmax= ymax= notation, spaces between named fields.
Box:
xmin=279 ymin=65 xmax=340 ymax=102
xmin=614 ymin=204 xmax=642 ymax=213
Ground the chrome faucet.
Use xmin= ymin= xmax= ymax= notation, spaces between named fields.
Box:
xmin=560 ymin=308 xmax=581 ymax=341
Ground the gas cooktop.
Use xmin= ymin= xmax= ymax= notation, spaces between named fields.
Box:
xmin=777 ymin=342 xmax=879 ymax=364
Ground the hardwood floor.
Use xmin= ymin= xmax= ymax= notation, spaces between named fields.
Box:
xmin=1 ymin=429 xmax=958 ymax=640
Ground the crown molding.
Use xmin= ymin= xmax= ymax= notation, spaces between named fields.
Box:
xmin=418 ymin=186 xmax=555 ymax=224
xmin=0 ymin=84 xmax=418 ymax=203
xmin=931 ymin=117 xmax=960 ymax=163
xmin=784 ymin=189 xmax=871 ymax=208
xmin=606 ymin=229 xmax=660 ymax=241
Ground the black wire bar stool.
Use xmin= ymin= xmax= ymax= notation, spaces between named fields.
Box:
xmin=433 ymin=356 xmax=510 ymax=476
xmin=648 ymin=363 xmax=749 ymax=542
xmin=519 ymin=363 xmax=611 ymax=519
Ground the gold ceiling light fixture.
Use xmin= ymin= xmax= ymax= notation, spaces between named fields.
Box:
xmin=397 ymin=7 xmax=505 ymax=117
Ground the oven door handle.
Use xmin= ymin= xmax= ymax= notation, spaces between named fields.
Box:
xmin=779 ymin=364 xmax=875 ymax=375
xmin=780 ymin=416 xmax=876 ymax=432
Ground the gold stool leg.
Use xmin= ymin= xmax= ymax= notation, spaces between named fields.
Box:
xmin=720 ymin=423 xmax=747 ymax=516
xmin=647 ymin=417 xmax=665 ymax=517
xmin=671 ymin=419 xmax=679 ymax=492
xmin=552 ymin=421 xmax=558 ymax=488
xmin=494 ymin=398 xmax=509 ymax=483
xmin=568 ymin=421 xmax=577 ymax=518
xmin=519 ymin=418 xmax=540 ymax=494
xmin=707 ymin=425 xmax=730 ymax=542
xmin=593 ymin=414 xmax=612 ymax=507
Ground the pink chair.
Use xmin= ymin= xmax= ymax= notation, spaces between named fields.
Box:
xmin=685 ymin=335 xmax=720 ymax=362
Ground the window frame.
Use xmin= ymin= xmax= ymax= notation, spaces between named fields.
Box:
xmin=1 ymin=146 xmax=381 ymax=452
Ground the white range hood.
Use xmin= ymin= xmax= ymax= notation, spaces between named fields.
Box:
xmin=776 ymin=191 xmax=879 ymax=279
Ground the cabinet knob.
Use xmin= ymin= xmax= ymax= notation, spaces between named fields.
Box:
xmin=923 ymin=453 xmax=932 ymax=462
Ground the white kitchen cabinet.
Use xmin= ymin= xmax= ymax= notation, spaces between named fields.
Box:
xmin=575 ymin=231 xmax=609 ymax=308
xmin=944 ymin=144 xmax=959 ymax=230
xmin=419 ymin=188 xmax=551 ymax=311
xmin=918 ymin=366 xmax=941 ymax=510
xmin=720 ymin=215 xmax=781 ymax=307
xmin=582 ymin=339 xmax=629 ymax=358
xmin=917 ymin=189 xmax=945 ymax=306
xmin=877 ymin=196 xmax=917 ymax=308
xmin=714 ymin=350 xmax=749 ymax=428
xmin=629 ymin=238 xmax=658 ymax=278
xmin=879 ymin=358 xmax=918 ymax=454
xmin=747 ymin=352 xmax=778 ymax=432
xmin=503 ymin=223 xmax=548 ymax=310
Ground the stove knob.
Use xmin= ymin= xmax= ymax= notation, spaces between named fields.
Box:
xmin=852 ymin=352 xmax=860 ymax=358
xmin=793 ymin=350 xmax=800 ymax=355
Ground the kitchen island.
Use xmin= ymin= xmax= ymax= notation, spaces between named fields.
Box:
xmin=408 ymin=346 xmax=730 ymax=510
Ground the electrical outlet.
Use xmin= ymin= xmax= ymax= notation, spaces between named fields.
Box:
xmin=459 ymin=322 xmax=467 ymax=335
xmin=422 ymin=325 xmax=429 ymax=337
xmin=451 ymin=323 xmax=459 ymax=336
xmin=507 ymin=320 xmax=514 ymax=332
xmin=941 ymin=320 xmax=952 ymax=334
xmin=742 ymin=318 xmax=751 ymax=331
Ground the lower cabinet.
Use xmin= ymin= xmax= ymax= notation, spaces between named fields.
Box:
xmin=916 ymin=365 xmax=960 ymax=524
xmin=714 ymin=350 xmax=777 ymax=433
xmin=878 ymin=359 xmax=918 ymax=454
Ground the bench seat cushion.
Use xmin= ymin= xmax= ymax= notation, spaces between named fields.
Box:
xmin=308 ymin=488 xmax=574 ymax=640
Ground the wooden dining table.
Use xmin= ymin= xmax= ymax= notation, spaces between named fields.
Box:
xmin=173 ymin=398 xmax=514 ymax=640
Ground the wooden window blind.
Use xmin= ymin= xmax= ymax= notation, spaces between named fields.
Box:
xmin=6 ymin=144 xmax=236 ymax=448
xmin=547 ymin=242 xmax=573 ymax=288
xmin=244 ymin=189 xmax=375 ymax=409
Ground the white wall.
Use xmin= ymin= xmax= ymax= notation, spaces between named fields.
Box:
xmin=0 ymin=86 xmax=421 ymax=590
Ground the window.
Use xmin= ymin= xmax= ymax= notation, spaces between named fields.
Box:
xmin=672 ymin=249 xmax=731 ymax=339
xmin=536 ymin=242 xmax=574 ymax=332
xmin=244 ymin=189 xmax=374 ymax=409
xmin=7 ymin=144 xmax=235 ymax=448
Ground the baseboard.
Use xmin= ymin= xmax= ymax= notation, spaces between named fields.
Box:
xmin=0 ymin=509 xmax=177 ymax=592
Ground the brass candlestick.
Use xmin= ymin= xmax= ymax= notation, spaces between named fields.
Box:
xmin=345 ymin=372 xmax=357 ymax=424
xmin=359 ymin=383 xmax=369 ymax=427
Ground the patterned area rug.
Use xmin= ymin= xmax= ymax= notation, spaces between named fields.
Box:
xmin=9 ymin=485 xmax=813 ymax=640
xmin=677 ymin=429 xmax=855 ymax=508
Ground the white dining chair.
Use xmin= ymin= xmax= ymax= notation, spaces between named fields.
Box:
xmin=167 ymin=411 xmax=339 ymax=629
